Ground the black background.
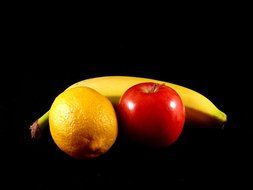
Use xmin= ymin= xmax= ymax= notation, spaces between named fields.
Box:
xmin=1 ymin=10 xmax=252 ymax=189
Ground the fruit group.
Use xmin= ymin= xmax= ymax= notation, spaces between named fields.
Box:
xmin=118 ymin=82 xmax=185 ymax=148
xmin=49 ymin=87 xmax=118 ymax=159
xmin=31 ymin=76 xmax=227 ymax=139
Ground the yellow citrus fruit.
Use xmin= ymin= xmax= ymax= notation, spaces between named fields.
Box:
xmin=49 ymin=86 xmax=118 ymax=159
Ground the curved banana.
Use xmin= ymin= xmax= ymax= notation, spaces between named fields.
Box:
xmin=30 ymin=76 xmax=227 ymax=138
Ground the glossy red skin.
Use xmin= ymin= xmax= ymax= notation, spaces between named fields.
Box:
xmin=118 ymin=82 xmax=185 ymax=148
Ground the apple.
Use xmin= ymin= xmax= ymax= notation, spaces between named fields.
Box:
xmin=117 ymin=82 xmax=185 ymax=148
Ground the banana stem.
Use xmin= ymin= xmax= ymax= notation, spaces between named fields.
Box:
xmin=30 ymin=111 xmax=49 ymax=139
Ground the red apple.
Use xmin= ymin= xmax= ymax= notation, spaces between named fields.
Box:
xmin=118 ymin=82 xmax=185 ymax=148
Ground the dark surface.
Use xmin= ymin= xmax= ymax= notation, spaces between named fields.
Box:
xmin=1 ymin=14 xmax=252 ymax=189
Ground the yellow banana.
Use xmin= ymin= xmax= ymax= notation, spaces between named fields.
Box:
xmin=30 ymin=76 xmax=227 ymax=138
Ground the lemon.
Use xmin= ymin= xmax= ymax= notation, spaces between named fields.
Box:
xmin=49 ymin=87 xmax=118 ymax=159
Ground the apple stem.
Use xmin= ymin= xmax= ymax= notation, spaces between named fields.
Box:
xmin=150 ymin=83 xmax=159 ymax=93
xmin=150 ymin=83 xmax=165 ymax=93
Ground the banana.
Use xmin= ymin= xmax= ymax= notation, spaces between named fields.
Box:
xmin=30 ymin=76 xmax=227 ymax=138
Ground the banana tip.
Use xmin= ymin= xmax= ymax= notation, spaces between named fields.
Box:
xmin=221 ymin=111 xmax=227 ymax=123
xmin=30 ymin=120 xmax=41 ymax=139
xmin=220 ymin=111 xmax=227 ymax=129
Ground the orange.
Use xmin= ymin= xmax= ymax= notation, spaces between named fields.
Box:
xmin=49 ymin=87 xmax=118 ymax=159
